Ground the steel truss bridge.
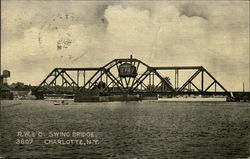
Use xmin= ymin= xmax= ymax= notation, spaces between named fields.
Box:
xmin=33 ymin=57 xmax=228 ymax=98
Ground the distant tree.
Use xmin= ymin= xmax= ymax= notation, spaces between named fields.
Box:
xmin=10 ymin=82 xmax=33 ymax=91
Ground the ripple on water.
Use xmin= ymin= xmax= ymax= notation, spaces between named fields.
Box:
xmin=0 ymin=100 xmax=249 ymax=159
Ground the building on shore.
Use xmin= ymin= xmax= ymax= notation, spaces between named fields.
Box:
xmin=0 ymin=70 xmax=13 ymax=100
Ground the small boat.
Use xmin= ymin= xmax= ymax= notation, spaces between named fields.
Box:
xmin=54 ymin=100 xmax=69 ymax=105
xmin=54 ymin=102 xmax=61 ymax=105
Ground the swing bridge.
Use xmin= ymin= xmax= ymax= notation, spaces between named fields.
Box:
xmin=33 ymin=56 xmax=229 ymax=101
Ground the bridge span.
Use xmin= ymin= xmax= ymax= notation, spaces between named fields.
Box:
xmin=33 ymin=56 xmax=229 ymax=101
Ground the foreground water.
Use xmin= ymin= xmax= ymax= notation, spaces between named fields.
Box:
xmin=0 ymin=100 xmax=249 ymax=159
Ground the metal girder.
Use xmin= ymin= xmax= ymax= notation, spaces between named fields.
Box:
xmin=79 ymin=70 xmax=101 ymax=91
xmin=178 ymin=69 xmax=202 ymax=92
xmin=62 ymin=71 xmax=79 ymax=88
xmin=152 ymin=66 xmax=202 ymax=70
xmin=130 ymin=69 xmax=151 ymax=91
xmin=35 ymin=68 xmax=56 ymax=90
xmin=205 ymin=81 xmax=215 ymax=92
xmin=35 ymin=68 xmax=78 ymax=93
xmin=104 ymin=71 xmax=126 ymax=92
xmin=151 ymin=81 xmax=163 ymax=92
xmin=34 ymin=57 xmax=228 ymax=97
xmin=57 ymin=68 xmax=101 ymax=71
xmin=152 ymin=69 xmax=175 ymax=92
xmin=86 ymin=70 xmax=107 ymax=91
xmin=203 ymin=68 xmax=228 ymax=92
xmin=190 ymin=81 xmax=200 ymax=92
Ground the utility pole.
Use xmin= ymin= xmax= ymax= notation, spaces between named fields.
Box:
xmin=243 ymin=82 xmax=245 ymax=92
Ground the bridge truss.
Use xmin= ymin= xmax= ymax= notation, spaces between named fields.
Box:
xmin=33 ymin=58 xmax=228 ymax=97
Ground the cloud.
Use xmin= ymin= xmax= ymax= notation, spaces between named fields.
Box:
xmin=1 ymin=1 xmax=111 ymax=44
xmin=178 ymin=2 xmax=209 ymax=20
xmin=1 ymin=1 xmax=249 ymax=91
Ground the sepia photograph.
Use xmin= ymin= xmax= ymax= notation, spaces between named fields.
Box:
xmin=0 ymin=0 xmax=249 ymax=158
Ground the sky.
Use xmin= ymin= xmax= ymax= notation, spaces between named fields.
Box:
xmin=1 ymin=0 xmax=249 ymax=91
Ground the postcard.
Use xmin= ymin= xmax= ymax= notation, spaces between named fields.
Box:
xmin=0 ymin=0 xmax=249 ymax=158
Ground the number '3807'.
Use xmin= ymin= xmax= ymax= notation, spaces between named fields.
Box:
xmin=16 ymin=139 xmax=33 ymax=144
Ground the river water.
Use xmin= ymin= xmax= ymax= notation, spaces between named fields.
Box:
xmin=0 ymin=100 xmax=249 ymax=159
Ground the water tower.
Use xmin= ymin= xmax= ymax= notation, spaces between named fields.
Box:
xmin=2 ymin=70 xmax=10 ymax=84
